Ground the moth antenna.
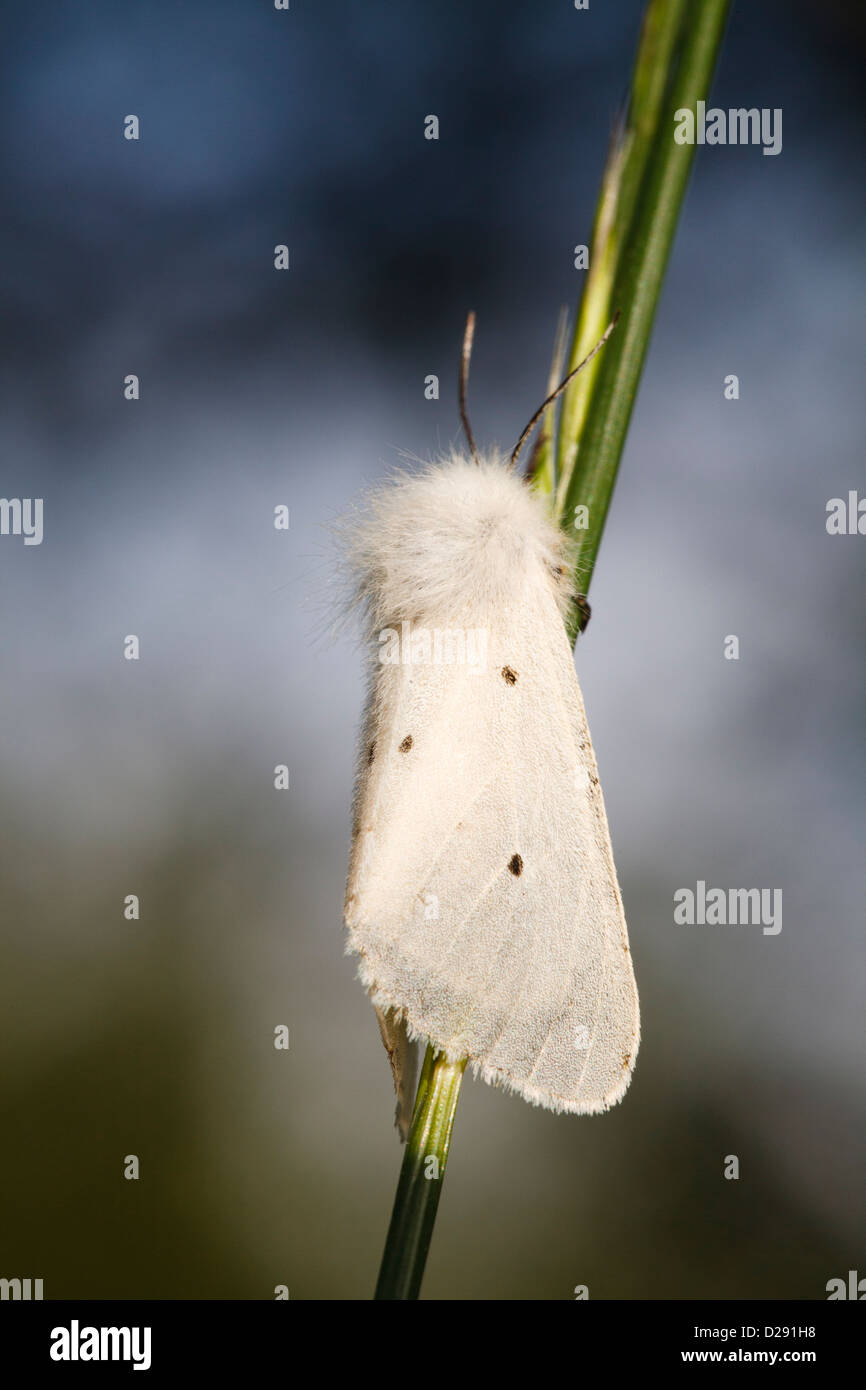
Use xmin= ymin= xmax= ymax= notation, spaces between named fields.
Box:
xmin=459 ymin=310 xmax=481 ymax=466
xmin=510 ymin=311 xmax=621 ymax=472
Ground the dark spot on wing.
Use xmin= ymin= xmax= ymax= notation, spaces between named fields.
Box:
xmin=399 ymin=735 xmax=413 ymax=753
xmin=501 ymin=666 xmax=518 ymax=685
xmin=368 ymin=741 xmax=376 ymax=764
xmin=508 ymin=853 xmax=523 ymax=877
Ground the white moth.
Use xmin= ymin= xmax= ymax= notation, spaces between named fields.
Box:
xmin=343 ymin=320 xmax=639 ymax=1136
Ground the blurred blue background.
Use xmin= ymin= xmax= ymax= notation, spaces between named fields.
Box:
xmin=0 ymin=0 xmax=863 ymax=1299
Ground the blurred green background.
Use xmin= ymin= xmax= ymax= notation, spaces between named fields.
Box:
xmin=0 ymin=0 xmax=863 ymax=1298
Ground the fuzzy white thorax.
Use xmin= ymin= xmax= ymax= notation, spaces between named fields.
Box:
xmin=345 ymin=452 xmax=576 ymax=633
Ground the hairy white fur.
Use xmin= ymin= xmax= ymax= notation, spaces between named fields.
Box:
xmin=345 ymin=453 xmax=576 ymax=632
xmin=343 ymin=452 xmax=639 ymax=1137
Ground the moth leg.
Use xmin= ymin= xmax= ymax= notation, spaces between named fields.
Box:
xmin=575 ymin=594 xmax=592 ymax=632
xmin=374 ymin=1004 xmax=419 ymax=1142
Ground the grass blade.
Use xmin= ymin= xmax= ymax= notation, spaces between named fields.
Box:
xmin=374 ymin=1049 xmax=466 ymax=1300
xmin=560 ymin=0 xmax=732 ymax=640
xmin=372 ymin=0 xmax=731 ymax=1298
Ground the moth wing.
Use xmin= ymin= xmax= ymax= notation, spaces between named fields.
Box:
xmin=345 ymin=586 xmax=639 ymax=1114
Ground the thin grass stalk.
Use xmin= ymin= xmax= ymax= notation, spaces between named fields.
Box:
xmin=561 ymin=0 xmax=732 ymax=640
xmin=374 ymin=1048 xmax=466 ymax=1300
xmin=373 ymin=0 xmax=731 ymax=1299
